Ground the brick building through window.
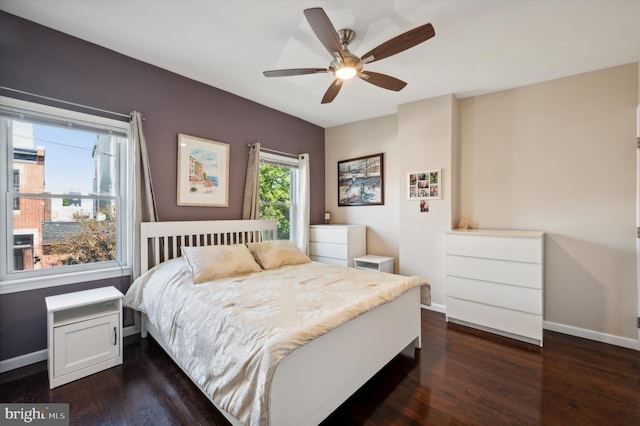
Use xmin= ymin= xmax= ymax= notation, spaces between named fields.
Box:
xmin=12 ymin=146 xmax=47 ymax=270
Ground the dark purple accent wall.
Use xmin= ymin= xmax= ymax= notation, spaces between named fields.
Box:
xmin=0 ymin=11 xmax=325 ymax=361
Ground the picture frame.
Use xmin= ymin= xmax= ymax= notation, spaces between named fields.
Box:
xmin=177 ymin=133 xmax=229 ymax=207
xmin=338 ymin=153 xmax=384 ymax=206
xmin=408 ymin=169 xmax=441 ymax=200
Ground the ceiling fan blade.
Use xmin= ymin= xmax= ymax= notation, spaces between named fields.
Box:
xmin=359 ymin=71 xmax=407 ymax=91
xmin=304 ymin=7 xmax=345 ymax=59
xmin=360 ymin=23 xmax=435 ymax=64
xmin=321 ymin=79 xmax=343 ymax=104
xmin=263 ymin=68 xmax=328 ymax=77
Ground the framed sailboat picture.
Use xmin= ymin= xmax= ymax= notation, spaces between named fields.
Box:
xmin=338 ymin=153 xmax=384 ymax=206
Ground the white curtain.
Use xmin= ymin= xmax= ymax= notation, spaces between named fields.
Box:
xmin=131 ymin=111 xmax=158 ymax=279
xmin=242 ymin=143 xmax=261 ymax=220
xmin=295 ymin=153 xmax=310 ymax=254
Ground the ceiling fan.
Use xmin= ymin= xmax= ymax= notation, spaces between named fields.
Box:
xmin=263 ymin=7 xmax=435 ymax=104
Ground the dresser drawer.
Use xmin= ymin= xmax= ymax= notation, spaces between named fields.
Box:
xmin=446 ymin=233 xmax=541 ymax=263
xmin=446 ymin=255 xmax=542 ymax=289
xmin=447 ymin=297 xmax=543 ymax=341
xmin=447 ymin=276 xmax=542 ymax=315
xmin=309 ymin=242 xmax=348 ymax=260
xmin=310 ymin=227 xmax=349 ymax=244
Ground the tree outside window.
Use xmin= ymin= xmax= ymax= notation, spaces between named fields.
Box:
xmin=259 ymin=162 xmax=295 ymax=240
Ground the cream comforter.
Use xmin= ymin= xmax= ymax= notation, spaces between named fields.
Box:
xmin=124 ymin=259 xmax=427 ymax=425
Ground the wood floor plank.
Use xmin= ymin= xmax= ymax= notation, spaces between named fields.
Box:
xmin=1 ymin=310 xmax=638 ymax=425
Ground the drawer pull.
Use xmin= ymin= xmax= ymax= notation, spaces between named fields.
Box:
xmin=113 ymin=327 xmax=117 ymax=345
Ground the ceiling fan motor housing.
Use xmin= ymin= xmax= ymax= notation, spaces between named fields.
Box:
xmin=329 ymin=29 xmax=362 ymax=78
xmin=338 ymin=29 xmax=356 ymax=46
xmin=330 ymin=52 xmax=363 ymax=77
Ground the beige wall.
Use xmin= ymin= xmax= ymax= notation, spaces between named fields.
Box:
xmin=459 ymin=63 xmax=638 ymax=339
xmin=325 ymin=114 xmax=401 ymax=268
xmin=398 ymin=95 xmax=458 ymax=307
xmin=326 ymin=62 xmax=639 ymax=345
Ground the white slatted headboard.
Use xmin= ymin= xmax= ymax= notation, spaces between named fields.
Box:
xmin=140 ymin=219 xmax=277 ymax=273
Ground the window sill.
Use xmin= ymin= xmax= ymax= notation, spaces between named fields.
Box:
xmin=0 ymin=266 xmax=132 ymax=294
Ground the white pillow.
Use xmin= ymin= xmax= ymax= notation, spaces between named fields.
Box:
xmin=247 ymin=240 xmax=311 ymax=270
xmin=181 ymin=244 xmax=262 ymax=284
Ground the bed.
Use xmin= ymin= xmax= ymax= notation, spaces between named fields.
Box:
xmin=124 ymin=219 xmax=428 ymax=425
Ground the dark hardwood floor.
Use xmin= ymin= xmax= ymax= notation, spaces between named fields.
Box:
xmin=1 ymin=310 xmax=639 ymax=425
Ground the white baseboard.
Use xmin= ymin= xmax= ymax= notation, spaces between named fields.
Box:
xmin=0 ymin=349 xmax=47 ymax=373
xmin=123 ymin=324 xmax=140 ymax=338
xmin=422 ymin=303 xmax=446 ymax=314
xmin=543 ymin=320 xmax=639 ymax=351
xmin=434 ymin=304 xmax=638 ymax=351
xmin=0 ymin=325 xmax=140 ymax=373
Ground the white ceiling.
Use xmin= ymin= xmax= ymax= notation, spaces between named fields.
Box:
xmin=2 ymin=0 xmax=639 ymax=128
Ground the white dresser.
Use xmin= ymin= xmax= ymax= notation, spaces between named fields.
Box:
xmin=445 ymin=229 xmax=544 ymax=346
xmin=309 ymin=224 xmax=366 ymax=267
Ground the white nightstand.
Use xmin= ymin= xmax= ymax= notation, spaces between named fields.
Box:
xmin=46 ymin=286 xmax=123 ymax=388
xmin=354 ymin=255 xmax=395 ymax=273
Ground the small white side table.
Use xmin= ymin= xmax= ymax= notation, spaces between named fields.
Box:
xmin=353 ymin=255 xmax=395 ymax=273
xmin=46 ymin=286 xmax=123 ymax=388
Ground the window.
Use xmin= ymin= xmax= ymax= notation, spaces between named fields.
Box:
xmin=0 ymin=97 xmax=134 ymax=293
xmin=259 ymin=152 xmax=299 ymax=241
xmin=13 ymin=234 xmax=33 ymax=271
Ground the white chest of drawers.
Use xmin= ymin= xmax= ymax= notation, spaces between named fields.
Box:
xmin=445 ymin=229 xmax=544 ymax=346
xmin=309 ymin=224 xmax=366 ymax=267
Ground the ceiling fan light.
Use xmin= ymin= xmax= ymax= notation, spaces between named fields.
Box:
xmin=335 ymin=66 xmax=357 ymax=80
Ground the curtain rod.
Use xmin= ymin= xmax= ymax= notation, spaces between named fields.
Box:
xmin=0 ymin=86 xmax=134 ymax=120
xmin=248 ymin=143 xmax=299 ymax=158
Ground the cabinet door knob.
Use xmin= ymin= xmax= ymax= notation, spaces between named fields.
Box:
xmin=113 ymin=327 xmax=117 ymax=345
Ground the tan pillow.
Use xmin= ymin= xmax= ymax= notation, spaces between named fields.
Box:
xmin=247 ymin=240 xmax=311 ymax=270
xmin=181 ymin=244 xmax=262 ymax=284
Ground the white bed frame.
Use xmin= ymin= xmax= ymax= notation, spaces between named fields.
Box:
xmin=138 ymin=220 xmax=422 ymax=425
